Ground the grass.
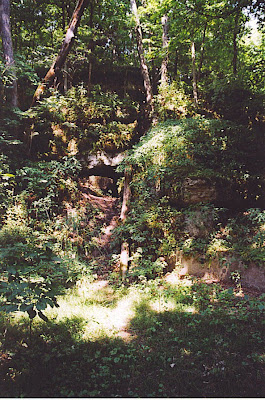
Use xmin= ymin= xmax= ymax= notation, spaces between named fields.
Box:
xmin=0 ymin=274 xmax=265 ymax=397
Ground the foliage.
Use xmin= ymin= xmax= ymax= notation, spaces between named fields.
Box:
xmin=25 ymin=86 xmax=138 ymax=156
xmin=0 ymin=279 xmax=265 ymax=397
xmin=0 ymin=203 xmax=60 ymax=320
xmin=206 ymin=76 xmax=265 ymax=124
xmin=1 ymin=2 xmax=265 ymax=397
xmin=155 ymin=81 xmax=194 ymax=120
xmin=125 ymin=118 xmax=264 ymax=205
xmin=17 ymin=157 xmax=81 ymax=218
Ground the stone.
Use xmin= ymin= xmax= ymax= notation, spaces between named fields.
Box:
xmin=167 ymin=249 xmax=265 ymax=290
xmin=182 ymin=177 xmax=217 ymax=204
xmin=87 ymin=176 xmax=114 ymax=194
xmin=184 ymin=209 xmax=215 ymax=238
xmin=87 ymin=151 xmax=125 ymax=169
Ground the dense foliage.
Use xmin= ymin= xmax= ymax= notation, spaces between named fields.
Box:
xmin=1 ymin=0 xmax=265 ymax=397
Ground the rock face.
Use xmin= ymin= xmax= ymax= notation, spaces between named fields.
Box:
xmin=88 ymin=176 xmax=114 ymax=193
xmin=184 ymin=208 xmax=215 ymax=238
xmin=182 ymin=177 xmax=217 ymax=204
xmin=167 ymin=250 xmax=265 ymax=290
xmin=87 ymin=151 xmax=125 ymax=169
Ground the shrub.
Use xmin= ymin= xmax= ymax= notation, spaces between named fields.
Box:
xmin=125 ymin=117 xmax=264 ymax=205
xmin=17 ymin=156 xmax=81 ymax=218
xmin=0 ymin=203 xmax=60 ymax=320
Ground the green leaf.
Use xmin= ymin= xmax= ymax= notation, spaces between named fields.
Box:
xmin=20 ymin=303 xmax=32 ymax=312
xmin=36 ymin=301 xmax=47 ymax=311
xmin=4 ymin=304 xmax=18 ymax=313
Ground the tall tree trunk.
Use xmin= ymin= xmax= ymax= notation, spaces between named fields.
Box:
xmin=161 ymin=14 xmax=169 ymax=85
xmin=130 ymin=0 xmax=154 ymax=120
xmin=87 ymin=62 xmax=92 ymax=94
xmin=119 ymin=168 xmax=132 ymax=282
xmin=63 ymin=61 xmax=68 ymax=93
xmin=0 ymin=0 xmax=18 ymax=107
xmin=61 ymin=0 xmax=66 ymax=31
xmin=31 ymin=0 xmax=88 ymax=106
xmin=232 ymin=9 xmax=240 ymax=75
xmin=191 ymin=41 xmax=198 ymax=107
xmin=87 ymin=0 xmax=94 ymax=95
xmin=173 ymin=48 xmax=178 ymax=78
xmin=197 ymin=21 xmax=207 ymax=81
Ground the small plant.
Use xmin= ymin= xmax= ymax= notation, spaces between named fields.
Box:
xmin=0 ymin=203 xmax=60 ymax=321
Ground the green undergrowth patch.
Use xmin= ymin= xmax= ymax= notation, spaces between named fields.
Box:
xmin=0 ymin=278 xmax=265 ymax=397
xmin=24 ymin=85 xmax=139 ymax=157
xmin=124 ymin=118 xmax=264 ymax=205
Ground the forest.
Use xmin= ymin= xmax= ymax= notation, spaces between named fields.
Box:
xmin=0 ymin=0 xmax=265 ymax=397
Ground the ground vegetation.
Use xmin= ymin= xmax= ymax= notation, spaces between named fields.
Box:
xmin=1 ymin=0 xmax=265 ymax=397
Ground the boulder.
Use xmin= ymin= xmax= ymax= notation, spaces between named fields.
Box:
xmin=87 ymin=151 xmax=125 ymax=169
xmin=184 ymin=208 xmax=215 ymax=238
xmin=87 ymin=176 xmax=114 ymax=194
xmin=167 ymin=250 xmax=265 ymax=290
xmin=182 ymin=177 xmax=217 ymax=204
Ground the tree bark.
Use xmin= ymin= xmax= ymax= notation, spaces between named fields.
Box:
xmin=61 ymin=0 xmax=66 ymax=31
xmin=63 ymin=61 xmax=68 ymax=93
xmin=119 ymin=168 xmax=132 ymax=282
xmin=232 ymin=9 xmax=240 ymax=75
xmin=130 ymin=0 xmax=154 ymax=120
xmin=87 ymin=0 xmax=94 ymax=95
xmin=31 ymin=0 xmax=88 ymax=106
xmin=120 ymin=170 xmax=131 ymax=223
xmin=191 ymin=41 xmax=198 ymax=107
xmin=0 ymin=0 xmax=18 ymax=107
xmin=197 ymin=21 xmax=207 ymax=80
xmin=173 ymin=48 xmax=178 ymax=78
xmin=161 ymin=14 xmax=169 ymax=85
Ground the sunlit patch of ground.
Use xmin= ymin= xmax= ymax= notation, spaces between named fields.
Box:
xmin=149 ymin=297 xmax=196 ymax=314
xmin=45 ymin=276 xmax=196 ymax=342
xmin=47 ymin=281 xmax=142 ymax=341
xmin=164 ymin=270 xmax=193 ymax=287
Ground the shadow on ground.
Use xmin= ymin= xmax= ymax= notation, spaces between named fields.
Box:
xmin=0 ymin=281 xmax=265 ymax=398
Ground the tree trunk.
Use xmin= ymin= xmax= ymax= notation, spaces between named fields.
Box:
xmin=130 ymin=0 xmax=154 ymax=120
xmin=63 ymin=61 xmax=68 ymax=93
xmin=31 ymin=0 xmax=88 ymax=106
xmin=87 ymin=62 xmax=92 ymax=94
xmin=87 ymin=0 xmax=94 ymax=95
xmin=191 ymin=41 xmax=198 ymax=107
xmin=119 ymin=169 xmax=132 ymax=282
xmin=120 ymin=170 xmax=131 ymax=223
xmin=0 ymin=0 xmax=18 ymax=107
xmin=197 ymin=21 xmax=207 ymax=80
xmin=161 ymin=14 xmax=169 ymax=85
xmin=232 ymin=9 xmax=240 ymax=75
xmin=61 ymin=0 xmax=66 ymax=31
xmin=173 ymin=48 xmax=178 ymax=78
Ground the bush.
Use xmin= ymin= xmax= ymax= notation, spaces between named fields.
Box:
xmin=25 ymin=85 xmax=138 ymax=157
xmin=0 ymin=203 xmax=60 ymax=320
xmin=125 ymin=117 xmax=264 ymax=206
xmin=155 ymin=81 xmax=194 ymax=120
xmin=206 ymin=76 xmax=265 ymax=125
xmin=17 ymin=156 xmax=81 ymax=218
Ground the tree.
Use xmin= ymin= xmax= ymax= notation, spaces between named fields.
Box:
xmin=130 ymin=0 xmax=154 ymax=120
xmin=31 ymin=0 xmax=89 ymax=106
xmin=191 ymin=40 xmax=198 ymax=106
xmin=0 ymin=0 xmax=18 ymax=107
xmin=119 ymin=167 xmax=132 ymax=282
xmin=161 ymin=14 xmax=169 ymax=85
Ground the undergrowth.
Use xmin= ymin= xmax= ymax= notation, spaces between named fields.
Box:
xmin=0 ymin=278 xmax=264 ymax=397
